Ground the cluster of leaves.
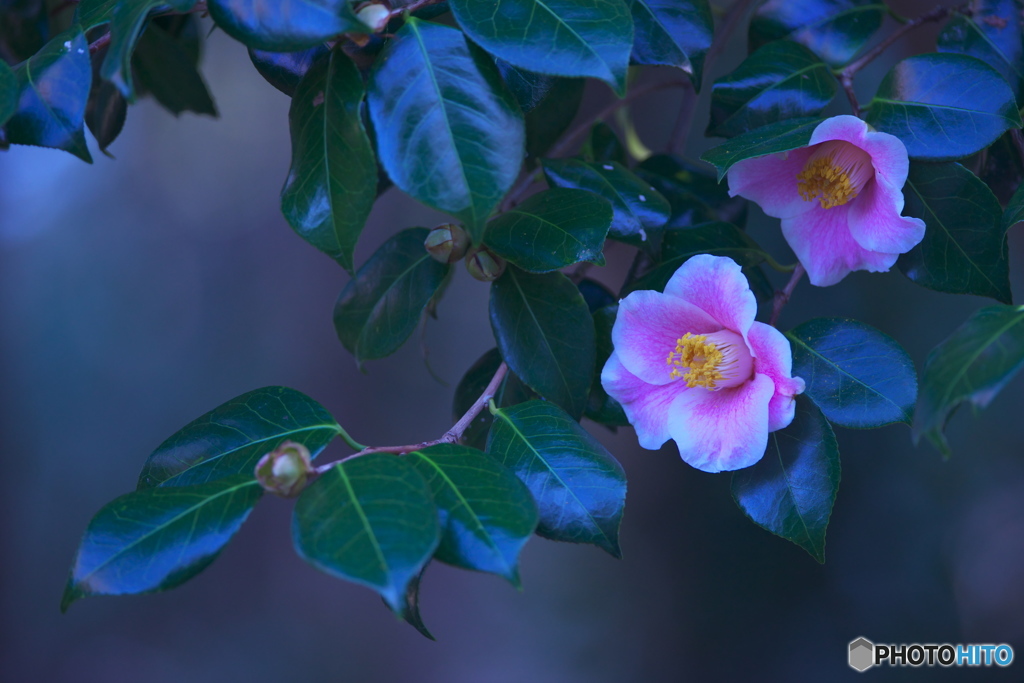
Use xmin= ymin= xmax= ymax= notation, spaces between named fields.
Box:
xmin=4 ymin=0 xmax=1018 ymax=636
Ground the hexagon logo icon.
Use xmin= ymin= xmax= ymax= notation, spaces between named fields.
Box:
xmin=849 ymin=637 xmax=874 ymax=672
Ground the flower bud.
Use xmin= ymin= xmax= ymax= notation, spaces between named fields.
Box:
xmin=255 ymin=441 xmax=313 ymax=497
xmin=465 ymin=246 xmax=506 ymax=282
xmin=356 ymin=4 xmax=391 ymax=33
xmin=424 ymin=223 xmax=470 ymax=264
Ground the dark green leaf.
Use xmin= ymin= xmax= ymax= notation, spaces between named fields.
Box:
xmin=132 ymin=21 xmax=216 ymax=117
xmin=75 ymin=0 xmax=125 ymax=29
xmin=708 ymin=40 xmax=837 ymax=138
xmin=449 ymin=0 xmax=634 ymax=95
xmin=484 ymin=188 xmax=613 ymax=272
xmin=749 ymin=0 xmax=886 ymax=68
xmin=980 ymin=131 xmax=1024 ymax=206
xmin=938 ymin=0 xmax=1024 ymax=104
xmin=6 ymin=27 xmax=92 ymax=162
xmin=914 ymin=305 xmax=1024 ymax=455
xmin=489 ymin=268 xmax=596 ymax=419
xmin=453 ymin=348 xmax=534 ymax=451
xmin=1 ymin=1 xmax=48 ymax=62
xmin=368 ymin=18 xmax=525 ymax=241
xmin=1004 ymin=172 xmax=1024 ymax=230
xmin=525 ymin=77 xmax=585 ymax=159
xmin=629 ymin=0 xmax=713 ymax=89
xmin=700 ymin=117 xmax=824 ymax=180
xmin=636 ymin=154 xmax=748 ymax=228
xmin=732 ymin=396 xmax=840 ymax=563
xmin=249 ymin=46 xmax=329 ymax=97
xmin=138 ymin=387 xmax=342 ymax=489
xmin=542 ymin=159 xmax=671 ymax=247
xmin=865 ymin=53 xmax=1022 ymax=161
xmin=409 ymin=444 xmax=538 ymax=584
xmin=333 ymin=228 xmax=452 ymax=363
xmin=495 ymin=59 xmax=556 ymax=113
xmin=61 ymin=476 xmax=263 ymax=611
xmin=898 ymin=162 xmax=1011 ymax=303
xmin=392 ymin=567 xmax=434 ymax=640
xmin=207 ymin=0 xmax=365 ymax=51
xmin=582 ymin=121 xmax=628 ymax=165
xmin=787 ymin=318 xmax=917 ymax=429
xmin=587 ymin=304 xmax=629 ymax=427
xmin=281 ymin=50 xmax=376 ymax=273
xmin=293 ymin=454 xmax=440 ymax=612
xmin=0 ymin=60 xmax=17 ymax=127
xmin=85 ymin=39 xmax=126 ymax=152
xmin=487 ymin=400 xmax=627 ymax=557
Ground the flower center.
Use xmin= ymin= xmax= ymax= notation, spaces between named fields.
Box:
xmin=666 ymin=330 xmax=753 ymax=390
xmin=796 ymin=140 xmax=874 ymax=209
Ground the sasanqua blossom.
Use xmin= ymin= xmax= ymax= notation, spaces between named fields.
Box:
xmin=727 ymin=115 xmax=926 ymax=286
xmin=601 ymin=255 xmax=805 ymax=472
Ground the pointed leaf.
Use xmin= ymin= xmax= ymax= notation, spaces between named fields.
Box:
xmin=914 ymin=305 xmax=1024 ymax=455
xmin=787 ymin=318 xmax=917 ymax=429
xmin=368 ymin=18 xmax=525 ymax=241
xmin=489 ymin=268 xmax=596 ymax=419
xmin=0 ymin=60 xmax=17 ymax=127
xmin=292 ymin=454 xmax=440 ymax=612
xmin=207 ymin=0 xmax=365 ymax=51
xmin=62 ymin=476 xmax=263 ymax=611
xmin=449 ymin=0 xmax=634 ymax=95
xmin=85 ymin=39 xmax=127 ymax=152
xmin=898 ymin=162 xmax=1011 ymax=303
xmin=137 ymin=387 xmax=342 ymax=489
xmin=453 ymin=348 xmax=534 ymax=450
xmin=391 ymin=567 xmax=435 ymax=640
xmin=409 ymin=444 xmax=538 ymax=584
xmin=131 ymin=20 xmax=217 ymax=117
xmin=487 ymin=400 xmax=626 ymax=557
xmin=249 ymin=46 xmax=329 ymax=97
xmin=629 ymin=0 xmax=713 ymax=89
xmin=750 ymin=0 xmax=886 ymax=68
xmin=333 ymin=228 xmax=452 ymax=363
xmin=282 ymin=50 xmax=376 ymax=272
xmin=732 ymin=396 xmax=840 ymax=563
xmin=700 ymin=117 xmax=824 ymax=180
xmin=938 ymin=0 xmax=1024 ymax=104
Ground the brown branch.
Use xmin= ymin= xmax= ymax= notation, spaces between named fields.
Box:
xmin=768 ymin=264 xmax=805 ymax=326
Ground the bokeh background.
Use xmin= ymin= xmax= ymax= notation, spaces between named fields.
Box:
xmin=2 ymin=1 xmax=1023 ymax=680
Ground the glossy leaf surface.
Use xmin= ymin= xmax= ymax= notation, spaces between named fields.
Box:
xmin=700 ymin=117 xmax=823 ymax=180
xmin=636 ymin=154 xmax=748 ymax=228
xmin=138 ymin=387 xmax=341 ymax=488
xmin=750 ymin=0 xmax=885 ymax=67
xmin=629 ymin=0 xmax=713 ymax=89
xmin=487 ymin=400 xmax=626 ymax=557
xmin=898 ymin=162 xmax=1011 ymax=303
xmin=489 ymin=268 xmax=595 ymax=419
xmin=914 ymin=305 xmax=1024 ymax=455
xmin=334 ymin=228 xmax=452 ymax=363
xmin=249 ymin=46 xmax=329 ymax=97
xmin=938 ymin=0 xmax=1024 ymax=103
xmin=788 ymin=318 xmax=917 ymax=429
xmin=293 ymin=454 xmax=440 ymax=612
xmin=62 ymin=476 xmax=263 ymax=611
xmin=207 ymin=0 xmax=364 ymax=51
xmin=282 ymin=50 xmax=376 ymax=273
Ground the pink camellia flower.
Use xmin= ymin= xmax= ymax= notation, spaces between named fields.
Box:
xmin=601 ymin=255 xmax=805 ymax=472
xmin=727 ymin=115 xmax=926 ymax=286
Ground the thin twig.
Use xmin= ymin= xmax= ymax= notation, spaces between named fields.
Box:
xmin=769 ymin=264 xmax=805 ymax=326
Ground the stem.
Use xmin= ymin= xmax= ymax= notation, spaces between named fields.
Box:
xmin=768 ymin=264 xmax=805 ymax=326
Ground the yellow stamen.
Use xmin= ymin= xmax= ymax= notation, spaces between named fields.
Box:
xmin=796 ymin=140 xmax=873 ymax=210
xmin=666 ymin=333 xmax=725 ymax=389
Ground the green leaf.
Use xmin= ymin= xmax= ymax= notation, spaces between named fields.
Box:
xmin=525 ymin=76 xmax=585 ymax=159
xmin=408 ymin=444 xmax=538 ymax=584
xmin=913 ymin=305 xmax=1024 ymax=455
xmin=453 ymin=348 xmax=535 ymax=450
xmin=700 ymin=117 xmax=824 ymax=180
xmin=137 ymin=387 xmax=342 ymax=489
xmin=487 ymin=400 xmax=627 ymax=557
xmin=61 ymin=475 xmax=263 ymax=611
xmin=449 ymin=0 xmax=634 ymax=95
xmin=749 ymin=0 xmax=886 ymax=68
xmin=131 ymin=19 xmax=217 ymax=117
xmin=249 ymin=46 xmax=329 ymax=97
xmin=586 ymin=304 xmax=629 ymax=427
xmin=787 ymin=318 xmax=917 ymax=429
xmin=938 ymin=0 xmax=1024 ymax=104
xmin=392 ymin=567 xmax=434 ymax=640
xmin=0 ymin=60 xmax=16 ymax=127
xmin=85 ymin=39 xmax=127 ymax=153
xmin=5 ymin=27 xmax=92 ymax=162
xmin=542 ymin=159 xmax=671 ymax=247
xmin=1004 ymin=174 xmax=1024 ymax=231
xmin=708 ymin=40 xmax=837 ymax=139
xmin=489 ymin=268 xmax=596 ymax=419
xmin=484 ymin=188 xmax=613 ymax=272
xmin=75 ymin=0 xmax=127 ymax=29
xmin=281 ymin=50 xmax=376 ymax=273
xmin=898 ymin=162 xmax=1011 ymax=303
xmin=293 ymin=454 xmax=440 ymax=612
xmin=368 ymin=18 xmax=525 ymax=241
xmin=333 ymin=228 xmax=452 ymax=363
xmin=865 ymin=53 xmax=1022 ymax=161
xmin=207 ymin=0 xmax=365 ymax=51
xmin=623 ymin=222 xmax=768 ymax=294
xmin=582 ymin=121 xmax=628 ymax=165
xmin=635 ymin=154 xmax=748 ymax=228
xmin=981 ymin=131 xmax=1024 ymax=207
xmin=496 ymin=60 xmax=557 ymax=113
xmin=629 ymin=0 xmax=713 ymax=89
xmin=732 ymin=397 xmax=840 ymax=563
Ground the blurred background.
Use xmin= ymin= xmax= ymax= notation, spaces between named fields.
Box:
xmin=2 ymin=1 xmax=1023 ymax=680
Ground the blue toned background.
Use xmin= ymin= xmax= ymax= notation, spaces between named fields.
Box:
xmin=2 ymin=1 xmax=1023 ymax=679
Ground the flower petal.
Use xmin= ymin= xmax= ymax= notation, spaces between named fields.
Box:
xmin=727 ymin=146 xmax=816 ymax=219
xmin=613 ymin=289 xmax=720 ymax=386
xmin=860 ymin=128 xmax=911 ymax=187
xmin=747 ymin=322 xmax=805 ymax=432
xmin=668 ymin=374 xmax=775 ymax=472
xmin=782 ymin=205 xmax=898 ymax=286
xmin=663 ymin=254 xmax=757 ymax=340
xmin=601 ymin=352 xmax=682 ymax=450
xmin=847 ymin=177 xmax=926 ymax=254
xmin=808 ymin=114 xmax=869 ymax=148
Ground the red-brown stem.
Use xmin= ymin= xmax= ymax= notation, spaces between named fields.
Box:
xmin=769 ymin=264 xmax=805 ymax=326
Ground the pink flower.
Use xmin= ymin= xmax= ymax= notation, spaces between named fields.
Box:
xmin=601 ymin=255 xmax=805 ymax=472
xmin=727 ymin=115 xmax=926 ymax=286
